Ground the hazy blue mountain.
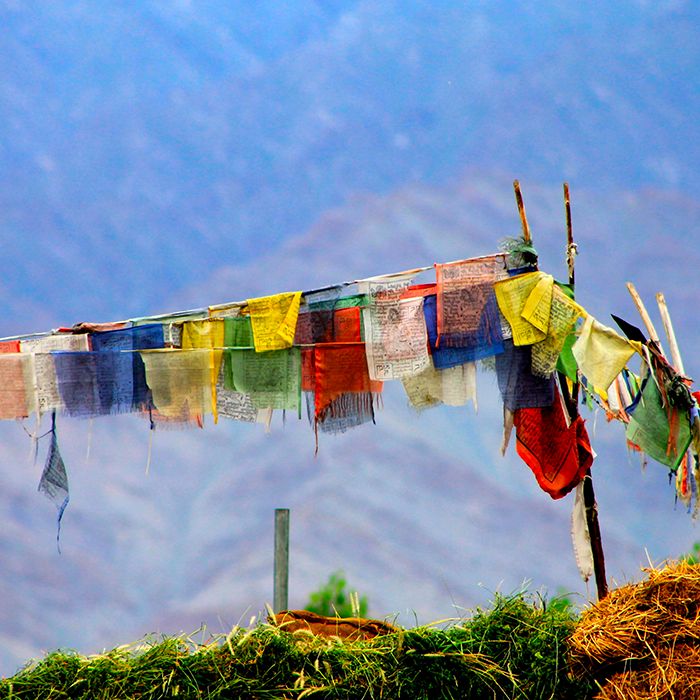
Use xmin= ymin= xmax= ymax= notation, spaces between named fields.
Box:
xmin=1 ymin=0 xmax=699 ymax=333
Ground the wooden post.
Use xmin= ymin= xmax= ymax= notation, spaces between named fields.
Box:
xmin=513 ymin=180 xmax=531 ymax=243
xmin=562 ymin=182 xmax=608 ymax=601
xmin=626 ymin=282 xmax=664 ymax=354
xmin=274 ymin=509 xmax=290 ymax=613
xmin=656 ymin=292 xmax=685 ymax=376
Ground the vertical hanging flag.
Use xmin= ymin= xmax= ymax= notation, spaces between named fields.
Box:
xmin=435 ymin=255 xmax=505 ymax=354
xmin=38 ymin=412 xmax=70 ymax=551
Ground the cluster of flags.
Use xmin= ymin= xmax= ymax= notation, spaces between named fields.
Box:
xmin=1 ymin=238 xmax=696 ymax=550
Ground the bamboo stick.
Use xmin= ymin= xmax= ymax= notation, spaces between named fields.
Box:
xmin=626 ymin=282 xmax=665 ymax=355
xmin=656 ymin=292 xmax=685 ymax=376
xmin=513 ymin=180 xmax=531 ymax=243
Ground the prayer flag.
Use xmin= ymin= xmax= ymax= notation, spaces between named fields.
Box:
xmin=181 ymin=319 xmax=225 ymax=421
xmin=423 ymin=294 xmax=504 ymax=367
xmin=229 ymin=347 xmax=301 ymax=414
xmin=494 ymin=272 xmax=549 ymax=346
xmin=401 ymin=357 xmax=477 ymax=412
xmin=0 ymin=354 xmax=37 ymax=418
xmin=514 ymin=390 xmax=594 ymax=499
xmin=247 ymin=291 xmax=302 ymax=352
xmin=572 ymin=315 xmax=636 ymax=393
xmin=140 ymin=349 xmax=214 ymax=425
xmin=436 ymin=255 xmax=505 ymax=350
xmin=495 ymin=339 xmax=556 ymax=411
xmin=313 ymin=343 xmax=382 ymax=433
xmin=362 ymin=296 xmax=429 ymax=380
xmin=626 ymin=371 xmax=692 ymax=470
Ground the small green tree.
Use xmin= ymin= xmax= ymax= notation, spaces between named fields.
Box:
xmin=306 ymin=570 xmax=369 ymax=618
xmin=681 ymin=541 xmax=700 ymax=564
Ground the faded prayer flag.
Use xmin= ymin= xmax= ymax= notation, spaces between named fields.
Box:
xmin=436 ymin=255 xmax=505 ymax=351
xmin=401 ymin=357 xmax=477 ymax=413
xmin=495 ymin=339 xmax=556 ymax=411
xmin=0 ymin=353 xmax=37 ymax=419
xmin=140 ymin=349 xmax=214 ymax=425
xmin=362 ymin=296 xmax=429 ymax=381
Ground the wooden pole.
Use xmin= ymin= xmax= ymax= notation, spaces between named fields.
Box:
xmin=513 ymin=180 xmax=531 ymax=243
xmin=561 ymin=182 xmax=608 ymax=601
xmin=626 ymin=282 xmax=664 ymax=354
xmin=273 ymin=509 xmax=290 ymax=613
xmin=656 ymin=292 xmax=685 ymax=376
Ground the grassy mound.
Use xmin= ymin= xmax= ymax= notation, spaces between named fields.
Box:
xmin=0 ymin=593 xmax=595 ymax=699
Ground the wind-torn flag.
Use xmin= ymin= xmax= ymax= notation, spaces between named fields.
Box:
xmin=38 ymin=412 xmax=69 ymax=551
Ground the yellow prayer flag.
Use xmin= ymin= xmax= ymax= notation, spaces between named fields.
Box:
xmin=521 ymin=275 xmax=553 ymax=333
xmin=181 ymin=319 xmax=225 ymax=423
xmin=140 ymin=349 xmax=214 ymax=422
xmin=247 ymin=291 xmax=303 ymax=352
xmin=494 ymin=272 xmax=548 ymax=345
xmin=571 ymin=315 xmax=636 ymax=393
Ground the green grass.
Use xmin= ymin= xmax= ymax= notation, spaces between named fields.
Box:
xmin=0 ymin=593 xmax=598 ymax=699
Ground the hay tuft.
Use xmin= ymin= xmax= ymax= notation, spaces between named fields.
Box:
xmin=570 ymin=560 xmax=700 ymax=699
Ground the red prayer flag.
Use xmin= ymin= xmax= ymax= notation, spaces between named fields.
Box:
xmin=514 ymin=389 xmax=593 ymax=499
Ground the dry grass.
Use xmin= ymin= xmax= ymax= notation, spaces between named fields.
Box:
xmin=570 ymin=560 xmax=700 ymax=699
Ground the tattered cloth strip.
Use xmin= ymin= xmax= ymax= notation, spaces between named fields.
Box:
xmin=423 ymin=294 xmax=503 ymax=368
xmin=228 ymin=347 xmax=301 ymax=414
xmin=313 ymin=343 xmax=382 ymax=434
xmin=0 ymin=340 xmax=20 ymax=353
xmin=181 ymin=319 xmax=225 ymax=422
xmin=91 ymin=324 xmax=165 ymax=413
xmin=0 ymin=354 xmax=37 ymax=418
xmin=20 ymin=333 xmax=90 ymax=353
xmin=435 ymin=255 xmax=505 ymax=351
xmin=514 ymin=389 xmax=594 ymax=499
xmin=401 ymin=357 xmax=477 ymax=412
xmin=495 ymin=339 xmax=556 ymax=411
xmin=362 ymin=296 xmax=429 ymax=381
xmin=572 ymin=315 xmax=637 ymax=395
xmin=38 ymin=412 xmax=69 ymax=551
xmin=626 ymin=368 xmax=692 ymax=470
xmin=494 ymin=271 xmax=550 ymax=346
xmin=571 ymin=481 xmax=593 ymax=582
xmin=531 ymin=285 xmax=583 ymax=378
xmin=247 ymin=291 xmax=302 ymax=352
xmin=139 ymin=349 xmax=214 ymax=425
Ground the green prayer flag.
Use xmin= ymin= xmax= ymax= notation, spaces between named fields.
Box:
xmin=556 ymin=333 xmax=578 ymax=382
xmin=229 ymin=347 xmax=301 ymax=415
xmin=626 ymin=375 xmax=691 ymax=470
